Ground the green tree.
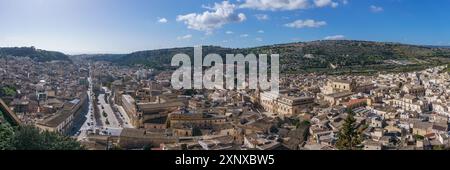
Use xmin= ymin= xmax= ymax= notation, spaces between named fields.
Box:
xmin=336 ymin=111 xmax=361 ymax=150
xmin=143 ymin=144 xmax=154 ymax=150
xmin=414 ymin=134 xmax=424 ymax=140
xmin=8 ymin=125 xmax=84 ymax=150
xmin=192 ymin=127 xmax=202 ymax=136
xmin=41 ymin=131 xmax=84 ymax=150
xmin=0 ymin=124 xmax=14 ymax=150
xmin=296 ymin=120 xmax=311 ymax=128
xmin=432 ymin=145 xmax=446 ymax=150
xmin=270 ymin=125 xmax=279 ymax=134
xmin=1 ymin=86 xmax=16 ymax=97
xmin=109 ymin=145 xmax=124 ymax=150
xmin=11 ymin=125 xmax=45 ymax=150
xmin=105 ymin=119 xmax=110 ymax=125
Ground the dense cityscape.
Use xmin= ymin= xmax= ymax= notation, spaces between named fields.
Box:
xmin=1 ymin=0 xmax=450 ymax=153
xmin=1 ymin=52 xmax=450 ymax=150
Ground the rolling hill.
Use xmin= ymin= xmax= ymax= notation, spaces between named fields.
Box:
xmin=0 ymin=47 xmax=70 ymax=62
xmin=90 ymin=40 xmax=450 ymax=74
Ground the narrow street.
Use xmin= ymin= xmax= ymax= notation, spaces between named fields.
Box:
xmin=76 ymin=64 xmax=96 ymax=141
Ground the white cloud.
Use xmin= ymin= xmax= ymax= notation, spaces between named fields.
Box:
xmin=225 ymin=31 xmax=234 ymax=34
xmin=255 ymin=14 xmax=269 ymax=20
xmin=370 ymin=5 xmax=383 ymax=13
xmin=257 ymin=30 xmax=264 ymax=33
xmin=255 ymin=37 xmax=263 ymax=41
xmin=240 ymin=0 xmax=341 ymax=11
xmin=332 ymin=2 xmax=339 ymax=8
xmin=157 ymin=17 xmax=168 ymax=23
xmin=314 ymin=0 xmax=338 ymax=8
xmin=240 ymin=0 xmax=310 ymax=11
xmin=342 ymin=0 xmax=348 ymax=5
xmin=177 ymin=34 xmax=192 ymax=40
xmin=240 ymin=34 xmax=249 ymax=37
xmin=201 ymin=4 xmax=216 ymax=10
xmin=177 ymin=1 xmax=246 ymax=34
xmin=285 ymin=19 xmax=327 ymax=28
xmin=324 ymin=35 xmax=345 ymax=40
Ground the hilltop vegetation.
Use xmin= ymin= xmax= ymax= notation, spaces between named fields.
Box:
xmin=1 ymin=110 xmax=83 ymax=150
xmin=100 ymin=40 xmax=450 ymax=74
xmin=75 ymin=54 xmax=126 ymax=62
xmin=5 ymin=41 xmax=449 ymax=74
xmin=114 ymin=46 xmax=238 ymax=70
xmin=0 ymin=47 xmax=69 ymax=62
xmin=0 ymin=124 xmax=84 ymax=150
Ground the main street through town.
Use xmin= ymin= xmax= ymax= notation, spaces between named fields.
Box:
xmin=76 ymin=64 xmax=96 ymax=141
xmin=98 ymin=93 xmax=119 ymax=128
xmin=76 ymin=64 xmax=132 ymax=141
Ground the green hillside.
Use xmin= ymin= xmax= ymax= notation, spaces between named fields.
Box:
xmin=0 ymin=47 xmax=70 ymax=62
xmin=95 ymin=40 xmax=450 ymax=74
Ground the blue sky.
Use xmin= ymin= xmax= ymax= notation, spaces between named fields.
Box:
xmin=0 ymin=0 xmax=449 ymax=54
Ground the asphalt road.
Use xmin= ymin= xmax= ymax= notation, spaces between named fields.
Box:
xmin=98 ymin=93 xmax=120 ymax=128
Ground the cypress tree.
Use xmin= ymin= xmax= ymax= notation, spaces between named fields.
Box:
xmin=336 ymin=110 xmax=361 ymax=150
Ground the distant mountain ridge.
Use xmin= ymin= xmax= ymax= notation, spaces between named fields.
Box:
xmin=72 ymin=54 xmax=125 ymax=62
xmin=0 ymin=47 xmax=69 ymax=62
xmin=101 ymin=40 xmax=450 ymax=73
xmin=424 ymin=45 xmax=450 ymax=49
xmin=3 ymin=40 xmax=450 ymax=73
